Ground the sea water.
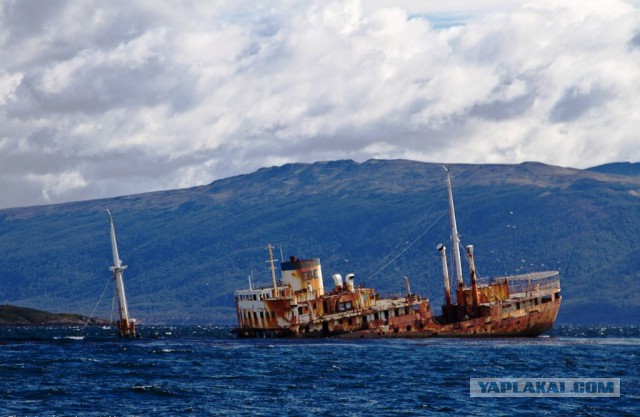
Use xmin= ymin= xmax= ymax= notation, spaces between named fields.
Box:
xmin=0 ymin=325 xmax=638 ymax=416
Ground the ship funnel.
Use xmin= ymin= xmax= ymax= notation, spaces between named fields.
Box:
xmin=281 ymin=257 xmax=325 ymax=297
xmin=437 ymin=243 xmax=452 ymax=306
xmin=345 ymin=273 xmax=355 ymax=292
xmin=332 ymin=274 xmax=343 ymax=289
xmin=466 ymin=245 xmax=480 ymax=308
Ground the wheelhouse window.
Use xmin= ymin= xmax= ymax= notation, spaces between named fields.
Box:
xmin=337 ymin=301 xmax=353 ymax=312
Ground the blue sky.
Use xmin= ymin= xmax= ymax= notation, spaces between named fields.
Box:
xmin=1 ymin=0 xmax=639 ymax=209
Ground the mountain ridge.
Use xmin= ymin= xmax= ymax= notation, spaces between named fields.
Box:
xmin=0 ymin=304 xmax=107 ymax=326
xmin=586 ymin=162 xmax=640 ymax=178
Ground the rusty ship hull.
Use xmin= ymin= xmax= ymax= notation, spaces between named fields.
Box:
xmin=338 ymin=296 xmax=561 ymax=339
xmin=235 ymin=300 xmax=561 ymax=339
xmin=234 ymin=256 xmax=562 ymax=339
xmin=233 ymin=168 xmax=561 ymax=339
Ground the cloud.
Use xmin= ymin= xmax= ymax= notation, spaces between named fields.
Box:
xmin=0 ymin=71 xmax=23 ymax=106
xmin=549 ymin=85 xmax=613 ymax=123
xmin=26 ymin=170 xmax=88 ymax=202
xmin=1 ymin=0 xmax=640 ymax=209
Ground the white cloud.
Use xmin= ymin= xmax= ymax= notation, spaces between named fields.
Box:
xmin=1 ymin=0 xmax=640 ymax=208
xmin=26 ymin=170 xmax=88 ymax=202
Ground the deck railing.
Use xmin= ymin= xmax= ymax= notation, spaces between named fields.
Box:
xmin=477 ymin=271 xmax=560 ymax=298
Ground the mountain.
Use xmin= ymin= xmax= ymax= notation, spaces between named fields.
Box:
xmin=0 ymin=304 xmax=107 ymax=326
xmin=587 ymin=162 xmax=640 ymax=177
xmin=1 ymin=159 xmax=639 ymax=325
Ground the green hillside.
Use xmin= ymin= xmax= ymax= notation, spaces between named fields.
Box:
xmin=0 ymin=159 xmax=639 ymax=325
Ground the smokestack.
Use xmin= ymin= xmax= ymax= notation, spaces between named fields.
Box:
xmin=437 ymin=244 xmax=452 ymax=306
xmin=466 ymin=245 xmax=480 ymax=308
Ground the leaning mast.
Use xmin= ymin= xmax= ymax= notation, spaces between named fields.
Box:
xmin=107 ymin=210 xmax=136 ymax=338
xmin=443 ymin=166 xmax=464 ymax=287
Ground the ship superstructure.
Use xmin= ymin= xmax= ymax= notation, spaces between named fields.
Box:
xmin=234 ymin=169 xmax=561 ymax=338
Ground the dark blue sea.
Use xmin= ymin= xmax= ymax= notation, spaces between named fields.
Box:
xmin=0 ymin=325 xmax=638 ymax=416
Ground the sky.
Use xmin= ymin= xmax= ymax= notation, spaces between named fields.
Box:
xmin=1 ymin=0 xmax=640 ymax=209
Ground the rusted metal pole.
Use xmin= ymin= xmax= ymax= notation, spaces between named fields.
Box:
xmin=466 ymin=245 xmax=480 ymax=308
xmin=437 ymin=244 xmax=452 ymax=306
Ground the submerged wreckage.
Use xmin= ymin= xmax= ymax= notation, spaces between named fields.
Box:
xmin=234 ymin=168 xmax=562 ymax=338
